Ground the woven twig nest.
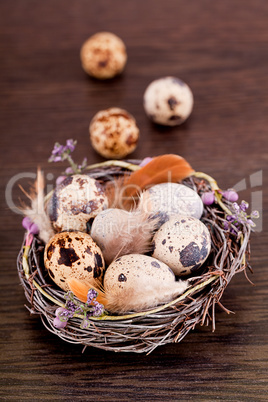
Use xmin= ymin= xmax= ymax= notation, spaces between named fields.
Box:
xmin=17 ymin=160 xmax=252 ymax=354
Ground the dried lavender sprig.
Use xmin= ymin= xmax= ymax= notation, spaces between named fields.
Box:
xmin=53 ymin=288 xmax=105 ymax=329
xmin=48 ymin=139 xmax=87 ymax=175
xmin=223 ymin=200 xmax=259 ymax=233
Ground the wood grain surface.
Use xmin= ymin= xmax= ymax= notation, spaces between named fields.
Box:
xmin=0 ymin=1 xmax=267 ymax=400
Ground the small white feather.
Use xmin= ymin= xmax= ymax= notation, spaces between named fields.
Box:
xmin=91 ymin=208 xmax=159 ymax=264
xmin=22 ymin=169 xmax=54 ymax=244
xmin=106 ymin=278 xmax=189 ymax=314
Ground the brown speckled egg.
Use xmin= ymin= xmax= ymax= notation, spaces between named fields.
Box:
xmin=143 ymin=76 xmax=193 ymax=126
xmin=44 ymin=231 xmax=105 ymax=292
xmin=80 ymin=32 xmax=127 ymax=79
xmin=48 ymin=174 xmax=108 ymax=232
xmin=103 ymin=254 xmax=188 ymax=313
xmin=89 ymin=108 xmax=139 ymax=159
xmin=152 ymin=216 xmax=211 ymax=276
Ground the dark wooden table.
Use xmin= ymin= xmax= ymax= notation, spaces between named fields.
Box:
xmin=1 ymin=1 xmax=267 ymax=400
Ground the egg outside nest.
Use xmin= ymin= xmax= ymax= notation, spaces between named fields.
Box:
xmin=143 ymin=76 xmax=194 ymax=126
xmin=80 ymin=32 xmax=127 ymax=79
xmin=89 ymin=107 xmax=140 ymax=159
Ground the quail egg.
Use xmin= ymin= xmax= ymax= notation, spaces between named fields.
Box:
xmin=80 ymin=32 xmax=127 ymax=79
xmin=48 ymin=174 xmax=108 ymax=232
xmin=104 ymin=254 xmax=188 ymax=313
xmin=89 ymin=107 xmax=139 ymax=159
xmin=152 ymin=216 xmax=211 ymax=276
xmin=44 ymin=231 xmax=105 ymax=292
xmin=143 ymin=76 xmax=194 ymax=126
xmin=139 ymin=182 xmax=203 ymax=226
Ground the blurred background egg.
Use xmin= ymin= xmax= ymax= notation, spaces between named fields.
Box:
xmin=89 ymin=107 xmax=139 ymax=159
xmin=152 ymin=215 xmax=211 ymax=276
xmin=44 ymin=231 xmax=105 ymax=292
xmin=48 ymin=174 xmax=108 ymax=232
xmin=143 ymin=76 xmax=194 ymax=126
xmin=80 ymin=32 xmax=127 ymax=79
xmin=139 ymin=183 xmax=203 ymax=226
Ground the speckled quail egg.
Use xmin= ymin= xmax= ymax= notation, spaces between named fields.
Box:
xmin=143 ymin=76 xmax=194 ymax=126
xmin=48 ymin=174 xmax=108 ymax=232
xmin=152 ymin=216 xmax=211 ymax=276
xmin=139 ymin=183 xmax=203 ymax=226
xmin=44 ymin=231 xmax=105 ymax=292
xmin=80 ymin=32 xmax=127 ymax=79
xmin=103 ymin=254 xmax=188 ymax=313
xmin=89 ymin=107 xmax=139 ymax=159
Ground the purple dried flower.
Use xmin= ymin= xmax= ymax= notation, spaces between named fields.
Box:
xmin=87 ymin=288 xmax=98 ymax=305
xmin=66 ymin=139 xmax=76 ymax=152
xmin=65 ymin=300 xmax=78 ymax=314
xmin=61 ymin=288 xmax=105 ymax=330
xmin=232 ymin=202 xmax=240 ymax=212
xmin=54 ymin=156 xmax=63 ymax=162
xmin=52 ymin=144 xmax=65 ymax=155
xmin=92 ymin=301 xmax=104 ymax=317
xmin=222 ymin=190 xmax=239 ymax=202
xmin=223 ymin=196 xmax=259 ymax=235
xmin=251 ymin=210 xmax=259 ymax=218
xmin=247 ymin=219 xmax=255 ymax=227
xmin=201 ymin=192 xmax=215 ymax=206
xmin=65 ymin=167 xmax=74 ymax=174
xmin=223 ymin=221 xmax=229 ymax=230
xmin=48 ymin=139 xmax=87 ymax=174
xmin=81 ymin=319 xmax=91 ymax=329
xmin=230 ymin=227 xmax=238 ymax=235
xmin=56 ymin=175 xmax=66 ymax=186
xmin=240 ymin=200 xmax=249 ymax=212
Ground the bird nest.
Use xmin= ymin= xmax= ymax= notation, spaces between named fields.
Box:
xmin=17 ymin=160 xmax=252 ymax=354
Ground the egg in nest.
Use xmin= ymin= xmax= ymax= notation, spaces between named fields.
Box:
xmin=152 ymin=216 xmax=211 ymax=276
xmin=44 ymin=231 xmax=105 ymax=291
xmin=48 ymin=174 xmax=108 ymax=232
xmin=103 ymin=254 xmax=188 ymax=313
xmin=139 ymin=183 xmax=203 ymax=226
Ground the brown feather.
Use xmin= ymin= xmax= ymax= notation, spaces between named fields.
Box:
xmin=121 ymin=154 xmax=194 ymax=209
xmin=67 ymin=277 xmax=108 ymax=306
